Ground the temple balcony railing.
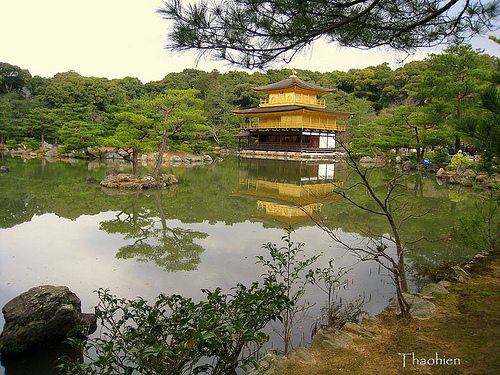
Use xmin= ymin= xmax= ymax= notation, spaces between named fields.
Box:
xmin=238 ymin=143 xmax=342 ymax=153
xmin=238 ymin=143 xmax=308 ymax=152
xmin=240 ymin=121 xmax=346 ymax=132
xmin=260 ymin=98 xmax=326 ymax=107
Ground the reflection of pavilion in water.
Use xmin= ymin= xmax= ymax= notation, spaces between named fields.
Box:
xmin=235 ymin=159 xmax=344 ymax=226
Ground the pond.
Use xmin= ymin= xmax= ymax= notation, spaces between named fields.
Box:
xmin=0 ymin=155 xmax=481 ymax=374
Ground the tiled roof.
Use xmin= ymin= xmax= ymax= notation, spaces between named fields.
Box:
xmin=233 ymin=105 xmax=354 ymax=116
xmin=253 ymin=77 xmax=334 ymax=94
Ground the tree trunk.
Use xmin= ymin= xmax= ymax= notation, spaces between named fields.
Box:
xmin=152 ymin=130 xmax=168 ymax=178
xmin=394 ymin=270 xmax=411 ymax=319
xmin=397 ymin=251 xmax=409 ymax=293
xmin=454 ymin=135 xmax=461 ymax=154
xmin=416 ymin=147 xmax=424 ymax=163
xmin=132 ymin=148 xmax=139 ymax=175
xmin=387 ymin=214 xmax=409 ymax=293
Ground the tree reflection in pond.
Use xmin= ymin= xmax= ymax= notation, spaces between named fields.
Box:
xmin=99 ymin=191 xmax=208 ymax=272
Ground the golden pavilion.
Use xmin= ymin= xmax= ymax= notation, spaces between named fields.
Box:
xmin=233 ymin=74 xmax=354 ymax=155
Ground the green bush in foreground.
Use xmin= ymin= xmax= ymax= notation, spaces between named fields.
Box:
xmin=58 ymin=282 xmax=289 ymax=375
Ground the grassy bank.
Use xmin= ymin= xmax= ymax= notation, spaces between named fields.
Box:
xmin=286 ymin=250 xmax=500 ymax=375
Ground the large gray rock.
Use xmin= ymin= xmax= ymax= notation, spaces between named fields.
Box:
xmin=161 ymin=174 xmax=178 ymax=186
xmin=45 ymin=150 xmax=58 ymax=158
xmin=481 ymin=173 xmax=500 ymax=189
xmin=286 ymin=347 xmax=316 ymax=364
xmin=170 ymin=155 xmax=183 ymax=163
xmin=41 ymin=141 xmax=57 ymax=150
xmin=456 ymin=163 xmax=467 ymax=177
xmin=420 ymin=282 xmax=449 ymax=295
xmin=101 ymin=149 xmax=118 ymax=159
xmin=101 ymin=173 xmax=178 ymax=190
xmin=247 ymin=353 xmax=289 ymax=375
xmin=202 ymin=155 xmax=213 ymax=163
xmin=0 ymin=285 xmax=96 ymax=355
xmin=449 ymin=265 xmax=471 ymax=283
xmin=311 ymin=327 xmax=353 ymax=350
xmin=184 ymin=155 xmax=202 ymax=163
xmin=100 ymin=173 xmax=138 ymax=189
xmin=142 ymin=175 xmax=166 ymax=189
xmin=386 ymin=293 xmax=436 ymax=319
xmin=342 ymin=322 xmax=377 ymax=338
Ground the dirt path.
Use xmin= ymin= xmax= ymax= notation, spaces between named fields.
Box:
xmin=285 ymin=251 xmax=500 ymax=374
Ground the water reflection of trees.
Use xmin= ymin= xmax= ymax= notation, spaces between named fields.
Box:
xmin=99 ymin=191 xmax=208 ymax=272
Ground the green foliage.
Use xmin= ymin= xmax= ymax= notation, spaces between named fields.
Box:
xmin=459 ymin=84 xmax=500 ymax=171
xmin=25 ymin=107 xmax=60 ymax=144
xmin=413 ymin=261 xmax=461 ymax=284
xmin=4 ymin=138 xmax=20 ymax=149
xmin=148 ymin=89 xmax=208 ymax=177
xmin=102 ymin=109 xmax=155 ymax=173
xmin=1 ymin=51 xmax=498 ymax=170
xmin=256 ymin=226 xmax=320 ymax=354
xmin=20 ymin=137 xmax=39 ymax=149
xmin=422 ymin=150 xmax=435 ymax=160
xmin=191 ymin=140 xmax=211 ymax=153
xmin=59 ymin=283 xmax=289 ymax=375
xmin=452 ymin=192 xmax=500 ymax=253
xmin=433 ymin=147 xmax=450 ymax=163
xmin=1 ymin=341 xmax=28 ymax=355
xmin=0 ymin=62 xmax=31 ymax=94
xmin=447 ymin=153 xmax=474 ymax=170
xmin=159 ymin=0 xmax=500 ymax=69
xmin=58 ymin=120 xmax=104 ymax=154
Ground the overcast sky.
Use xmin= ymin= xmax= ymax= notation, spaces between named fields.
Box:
xmin=2 ymin=0 xmax=499 ymax=83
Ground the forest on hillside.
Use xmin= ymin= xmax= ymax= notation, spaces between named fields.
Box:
xmin=1 ymin=44 xmax=499 ymax=169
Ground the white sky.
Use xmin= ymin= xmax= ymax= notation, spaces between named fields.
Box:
xmin=1 ymin=0 xmax=499 ymax=83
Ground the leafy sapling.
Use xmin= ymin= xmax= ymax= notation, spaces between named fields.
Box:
xmin=256 ymin=226 xmax=320 ymax=354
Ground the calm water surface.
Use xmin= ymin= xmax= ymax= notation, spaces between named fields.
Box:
xmin=0 ymin=155 xmax=479 ymax=374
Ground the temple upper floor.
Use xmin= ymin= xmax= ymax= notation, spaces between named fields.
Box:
xmin=253 ymin=74 xmax=333 ymax=108
xmin=260 ymin=92 xmax=326 ymax=108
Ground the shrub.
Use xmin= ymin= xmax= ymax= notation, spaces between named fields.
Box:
xmin=403 ymin=152 xmax=418 ymax=163
xmin=4 ymin=139 xmax=20 ymax=150
xmin=447 ymin=153 xmax=474 ymax=170
xmin=59 ymin=284 xmax=289 ymax=375
xmin=452 ymin=192 xmax=500 ymax=253
xmin=21 ymin=137 xmax=39 ymax=150
xmin=477 ymin=155 xmax=500 ymax=173
xmin=256 ymin=227 xmax=320 ymax=354
xmin=422 ymin=150 xmax=435 ymax=161
xmin=192 ymin=140 xmax=211 ymax=154
xmin=433 ymin=147 xmax=450 ymax=163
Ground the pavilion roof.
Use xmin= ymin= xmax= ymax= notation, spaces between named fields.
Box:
xmin=232 ymin=104 xmax=354 ymax=117
xmin=252 ymin=76 xmax=334 ymax=94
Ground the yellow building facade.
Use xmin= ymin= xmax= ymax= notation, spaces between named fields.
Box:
xmin=234 ymin=74 xmax=353 ymax=153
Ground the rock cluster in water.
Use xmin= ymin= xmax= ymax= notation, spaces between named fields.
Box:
xmin=436 ymin=166 xmax=500 ymax=188
xmin=0 ymin=285 xmax=96 ymax=355
xmin=100 ymin=170 xmax=178 ymax=190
